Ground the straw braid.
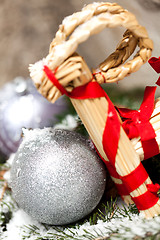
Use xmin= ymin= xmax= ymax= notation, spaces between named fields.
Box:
xmin=94 ymin=37 xmax=153 ymax=83
xmin=29 ymin=2 xmax=153 ymax=86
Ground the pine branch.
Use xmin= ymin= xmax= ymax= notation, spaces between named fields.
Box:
xmin=21 ymin=198 xmax=140 ymax=240
xmin=0 ymin=194 xmax=15 ymax=232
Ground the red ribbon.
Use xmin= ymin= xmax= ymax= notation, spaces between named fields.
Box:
xmin=43 ymin=65 xmax=159 ymax=211
xmin=93 ymin=146 xmax=129 ymax=196
xmin=132 ymin=190 xmax=159 ymax=211
xmin=133 ymin=183 xmax=160 ymax=210
xmin=147 ymin=183 xmax=160 ymax=195
xmin=43 ymin=65 xmax=120 ymax=165
xmin=43 ymin=65 xmax=105 ymax=99
xmin=44 ymin=65 xmax=128 ymax=195
xmin=148 ymin=56 xmax=160 ymax=86
xmin=117 ymin=86 xmax=159 ymax=159
xmin=121 ymin=163 xmax=149 ymax=193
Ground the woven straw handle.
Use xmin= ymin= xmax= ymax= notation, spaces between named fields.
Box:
xmin=29 ymin=2 xmax=153 ymax=89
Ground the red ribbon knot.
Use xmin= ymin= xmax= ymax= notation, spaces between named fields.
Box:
xmin=147 ymin=183 xmax=160 ymax=195
xmin=117 ymin=86 xmax=159 ymax=159
xmin=148 ymin=56 xmax=160 ymax=86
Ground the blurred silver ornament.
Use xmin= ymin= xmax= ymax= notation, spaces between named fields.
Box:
xmin=0 ymin=77 xmax=68 ymax=157
xmin=10 ymin=128 xmax=106 ymax=225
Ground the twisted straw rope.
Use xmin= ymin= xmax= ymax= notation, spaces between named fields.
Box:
xmin=29 ymin=2 xmax=153 ymax=86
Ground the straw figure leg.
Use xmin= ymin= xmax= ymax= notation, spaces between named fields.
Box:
xmin=70 ymin=97 xmax=131 ymax=202
xmin=71 ymin=96 xmax=160 ymax=218
xmin=37 ymin=57 xmax=133 ymax=205
xmin=117 ymin=128 xmax=160 ymax=218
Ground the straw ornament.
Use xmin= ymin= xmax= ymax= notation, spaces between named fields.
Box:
xmin=29 ymin=2 xmax=160 ymax=218
xmin=29 ymin=1 xmax=153 ymax=97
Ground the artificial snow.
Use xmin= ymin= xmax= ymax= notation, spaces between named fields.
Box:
xmin=1 ymin=210 xmax=36 ymax=240
xmin=1 ymin=203 xmax=160 ymax=240
xmin=54 ymin=114 xmax=78 ymax=130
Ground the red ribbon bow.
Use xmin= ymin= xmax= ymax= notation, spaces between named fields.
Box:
xmin=117 ymin=86 xmax=156 ymax=140
xmin=117 ymin=86 xmax=159 ymax=159
xmin=147 ymin=183 xmax=160 ymax=195
xmin=148 ymin=56 xmax=160 ymax=86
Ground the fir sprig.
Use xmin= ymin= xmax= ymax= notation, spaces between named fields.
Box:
xmin=0 ymin=195 xmax=15 ymax=232
xmin=21 ymin=198 xmax=139 ymax=240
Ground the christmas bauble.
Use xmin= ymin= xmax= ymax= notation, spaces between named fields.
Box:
xmin=10 ymin=128 xmax=106 ymax=225
xmin=0 ymin=78 xmax=68 ymax=157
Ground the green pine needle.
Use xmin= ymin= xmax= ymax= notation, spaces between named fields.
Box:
xmin=21 ymin=197 xmax=140 ymax=240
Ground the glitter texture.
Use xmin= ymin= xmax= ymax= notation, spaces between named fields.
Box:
xmin=0 ymin=78 xmax=68 ymax=156
xmin=10 ymin=128 xmax=106 ymax=225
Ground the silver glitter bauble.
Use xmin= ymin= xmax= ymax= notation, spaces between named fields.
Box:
xmin=0 ymin=78 xmax=68 ymax=157
xmin=10 ymin=128 xmax=106 ymax=225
